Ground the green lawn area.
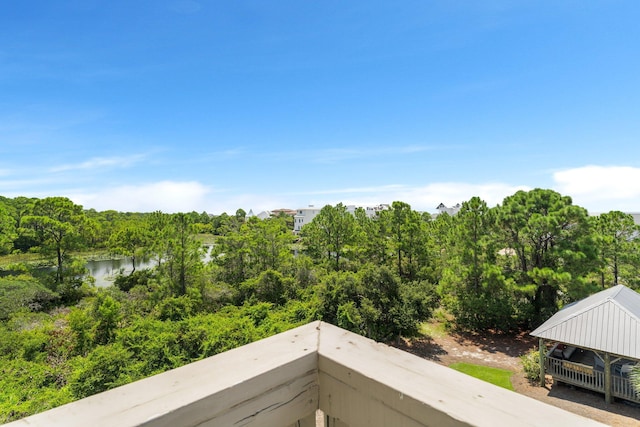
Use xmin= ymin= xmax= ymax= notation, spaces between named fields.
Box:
xmin=449 ymin=362 xmax=514 ymax=391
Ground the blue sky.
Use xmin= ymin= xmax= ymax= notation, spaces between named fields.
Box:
xmin=2 ymin=1 xmax=640 ymax=214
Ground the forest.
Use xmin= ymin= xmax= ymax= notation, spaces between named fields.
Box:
xmin=1 ymin=189 xmax=639 ymax=422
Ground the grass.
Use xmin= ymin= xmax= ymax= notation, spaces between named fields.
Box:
xmin=0 ymin=250 xmax=115 ymax=268
xmin=449 ymin=362 xmax=515 ymax=391
xmin=0 ymin=252 xmax=47 ymax=268
xmin=418 ymin=321 xmax=448 ymax=339
xmin=418 ymin=308 xmax=453 ymax=339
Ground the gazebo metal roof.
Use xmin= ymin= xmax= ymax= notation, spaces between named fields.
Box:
xmin=531 ymin=285 xmax=640 ymax=359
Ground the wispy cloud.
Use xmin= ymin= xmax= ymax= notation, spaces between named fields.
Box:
xmin=50 ymin=154 xmax=148 ymax=173
xmin=287 ymin=184 xmax=405 ymax=196
xmin=295 ymin=145 xmax=448 ymax=164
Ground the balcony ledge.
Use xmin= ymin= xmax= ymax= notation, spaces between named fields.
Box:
xmin=3 ymin=321 xmax=606 ymax=427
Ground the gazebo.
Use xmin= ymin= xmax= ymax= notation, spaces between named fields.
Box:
xmin=531 ymin=284 xmax=640 ymax=404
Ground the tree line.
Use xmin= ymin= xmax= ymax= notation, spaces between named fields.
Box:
xmin=0 ymin=189 xmax=639 ymax=421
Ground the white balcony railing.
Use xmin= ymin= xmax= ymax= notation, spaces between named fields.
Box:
xmin=4 ymin=322 xmax=607 ymax=427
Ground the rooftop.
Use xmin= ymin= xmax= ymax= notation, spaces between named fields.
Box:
xmin=531 ymin=284 xmax=640 ymax=359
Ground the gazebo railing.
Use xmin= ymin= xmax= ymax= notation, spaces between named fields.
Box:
xmin=546 ymin=356 xmax=640 ymax=403
xmin=612 ymin=373 xmax=638 ymax=402
xmin=546 ymin=357 xmax=604 ymax=392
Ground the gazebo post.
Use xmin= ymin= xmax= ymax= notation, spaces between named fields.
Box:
xmin=538 ymin=337 xmax=545 ymax=387
xmin=604 ymin=352 xmax=612 ymax=404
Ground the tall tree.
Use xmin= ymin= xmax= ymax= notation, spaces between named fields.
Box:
xmin=455 ymin=197 xmax=497 ymax=292
xmin=212 ymin=216 xmax=293 ymax=286
xmin=2 ymin=196 xmax=39 ymax=252
xmin=0 ymin=201 xmax=17 ymax=255
xmin=244 ymin=216 xmax=293 ymax=275
xmin=21 ymin=197 xmax=87 ymax=285
xmin=352 ymin=207 xmax=390 ymax=268
xmin=379 ymin=202 xmax=428 ymax=280
xmin=108 ymin=222 xmax=149 ymax=274
xmin=165 ymin=213 xmax=203 ymax=295
xmin=147 ymin=211 xmax=171 ymax=266
xmin=301 ymin=203 xmax=357 ymax=270
xmin=592 ymin=211 xmax=640 ymax=288
xmin=438 ymin=197 xmax=516 ymax=331
xmin=495 ymin=189 xmax=596 ymax=326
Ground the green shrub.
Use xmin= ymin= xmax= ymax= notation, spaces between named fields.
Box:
xmin=0 ymin=275 xmax=59 ymax=320
xmin=156 ymin=296 xmax=193 ymax=321
xmin=114 ymin=269 xmax=153 ymax=292
xmin=521 ymin=349 xmax=541 ymax=383
xmin=0 ymin=358 xmax=73 ymax=423
xmin=69 ymin=343 xmax=134 ymax=399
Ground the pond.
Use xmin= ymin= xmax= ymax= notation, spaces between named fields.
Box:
xmin=87 ymin=246 xmax=212 ymax=287
xmin=86 ymin=257 xmax=156 ymax=288
xmin=9 ymin=246 xmax=214 ymax=288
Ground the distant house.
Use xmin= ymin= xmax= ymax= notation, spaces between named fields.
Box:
xmin=531 ymin=285 xmax=640 ymax=404
xmin=255 ymin=211 xmax=272 ymax=220
xmin=293 ymin=206 xmax=322 ymax=233
xmin=271 ymin=208 xmax=297 ymax=217
xmin=435 ymin=202 xmax=461 ymax=216
xmin=293 ymin=203 xmax=390 ymax=233
xmin=245 ymin=209 xmax=272 ymax=220
xmin=246 ymin=208 xmax=297 ymax=221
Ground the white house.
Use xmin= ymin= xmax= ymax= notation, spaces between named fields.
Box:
xmin=435 ymin=202 xmax=461 ymax=216
xmin=293 ymin=206 xmax=322 ymax=232
xmin=293 ymin=204 xmax=390 ymax=233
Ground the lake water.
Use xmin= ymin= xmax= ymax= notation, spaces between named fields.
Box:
xmin=21 ymin=246 xmax=213 ymax=288
xmin=88 ymin=246 xmax=212 ymax=287
xmin=86 ymin=257 xmax=156 ymax=288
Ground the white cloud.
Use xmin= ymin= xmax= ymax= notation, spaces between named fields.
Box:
xmin=74 ymin=181 xmax=518 ymax=216
xmin=71 ymin=181 xmax=212 ymax=213
xmin=26 ymin=167 xmax=640 ymax=217
xmin=553 ymin=165 xmax=640 ymax=213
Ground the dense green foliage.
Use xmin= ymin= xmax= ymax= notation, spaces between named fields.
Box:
xmin=520 ymin=349 xmax=542 ymax=383
xmin=0 ymin=189 xmax=639 ymax=421
xmin=0 ymin=275 xmax=59 ymax=320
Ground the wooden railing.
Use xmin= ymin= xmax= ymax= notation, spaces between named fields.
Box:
xmin=546 ymin=356 xmax=639 ymax=403
xmin=612 ymin=374 xmax=639 ymax=402
xmin=546 ymin=357 xmax=604 ymax=392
